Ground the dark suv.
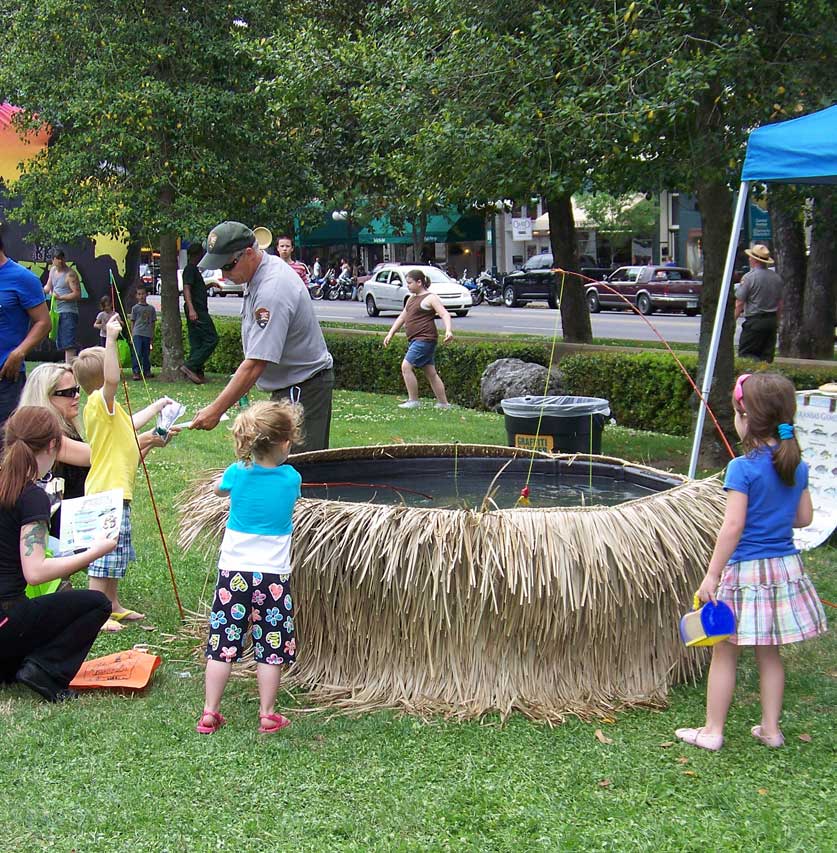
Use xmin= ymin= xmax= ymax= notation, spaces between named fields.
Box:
xmin=585 ymin=265 xmax=701 ymax=316
xmin=501 ymin=253 xmax=559 ymax=308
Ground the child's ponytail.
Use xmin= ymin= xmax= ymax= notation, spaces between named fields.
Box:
xmin=735 ymin=373 xmax=801 ymax=487
xmin=773 ymin=422 xmax=802 ymax=487
xmin=0 ymin=407 xmax=63 ymax=508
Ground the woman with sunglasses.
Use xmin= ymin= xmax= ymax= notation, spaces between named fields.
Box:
xmin=19 ymin=363 xmax=90 ymax=533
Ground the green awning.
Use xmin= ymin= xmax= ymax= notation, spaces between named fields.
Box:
xmin=297 ymin=208 xmax=487 ymax=247
xmin=297 ymin=216 xmax=360 ymax=248
xmin=358 ymin=212 xmax=486 ymax=245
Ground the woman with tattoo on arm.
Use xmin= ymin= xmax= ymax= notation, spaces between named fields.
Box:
xmin=0 ymin=407 xmax=115 ymax=702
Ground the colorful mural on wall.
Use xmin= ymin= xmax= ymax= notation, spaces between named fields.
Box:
xmin=0 ymin=103 xmax=137 ymax=355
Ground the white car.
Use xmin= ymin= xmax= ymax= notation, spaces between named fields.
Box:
xmin=364 ymin=264 xmax=471 ymax=317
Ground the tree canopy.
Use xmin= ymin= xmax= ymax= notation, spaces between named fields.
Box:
xmin=0 ymin=0 xmax=308 ymax=373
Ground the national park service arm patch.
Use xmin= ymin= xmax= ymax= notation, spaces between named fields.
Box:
xmin=255 ymin=306 xmax=271 ymax=329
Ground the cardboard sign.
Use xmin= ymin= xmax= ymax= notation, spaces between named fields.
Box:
xmin=70 ymin=649 xmax=161 ymax=691
xmin=794 ymin=390 xmax=837 ymax=551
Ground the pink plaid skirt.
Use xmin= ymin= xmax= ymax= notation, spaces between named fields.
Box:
xmin=717 ymin=554 xmax=827 ymax=646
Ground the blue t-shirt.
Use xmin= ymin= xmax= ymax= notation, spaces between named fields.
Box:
xmin=724 ymin=446 xmax=808 ymax=562
xmin=0 ymin=258 xmax=46 ymax=372
xmin=217 ymin=461 xmax=301 ymax=572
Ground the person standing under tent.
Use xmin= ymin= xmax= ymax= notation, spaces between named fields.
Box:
xmin=735 ymin=244 xmax=783 ymax=363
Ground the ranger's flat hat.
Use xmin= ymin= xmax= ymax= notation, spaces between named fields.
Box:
xmin=199 ymin=221 xmax=256 ymax=270
xmin=744 ymin=243 xmax=774 ymax=265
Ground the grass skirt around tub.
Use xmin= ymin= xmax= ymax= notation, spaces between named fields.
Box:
xmin=717 ymin=553 xmax=827 ymax=645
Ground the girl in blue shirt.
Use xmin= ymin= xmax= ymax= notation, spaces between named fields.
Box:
xmin=677 ymin=373 xmax=826 ymax=751
xmin=197 ymin=400 xmax=303 ymax=735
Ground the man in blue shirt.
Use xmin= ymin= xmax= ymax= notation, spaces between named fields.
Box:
xmin=0 ymin=232 xmax=51 ymax=433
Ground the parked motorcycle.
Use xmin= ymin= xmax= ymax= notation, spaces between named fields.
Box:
xmin=326 ymin=271 xmax=355 ymax=301
xmin=307 ymin=278 xmax=325 ymax=300
xmin=479 ymin=271 xmax=503 ymax=305
xmin=459 ymin=270 xmax=482 ymax=305
xmin=461 ymin=270 xmax=502 ymax=305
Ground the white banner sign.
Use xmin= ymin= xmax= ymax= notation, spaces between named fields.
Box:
xmin=511 ymin=218 xmax=533 ymax=241
xmin=794 ymin=391 xmax=837 ymax=551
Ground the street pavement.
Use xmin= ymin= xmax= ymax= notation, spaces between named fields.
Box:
xmin=152 ymin=295 xmax=738 ymax=345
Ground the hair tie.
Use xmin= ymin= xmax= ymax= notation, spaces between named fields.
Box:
xmin=777 ymin=423 xmax=794 ymax=440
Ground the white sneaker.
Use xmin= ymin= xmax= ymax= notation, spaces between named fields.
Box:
xmin=434 ymin=402 xmax=451 ymax=410
xmin=398 ymin=400 xmax=421 ymax=409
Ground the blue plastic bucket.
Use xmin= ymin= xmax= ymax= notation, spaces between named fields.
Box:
xmin=679 ymin=595 xmax=736 ymax=647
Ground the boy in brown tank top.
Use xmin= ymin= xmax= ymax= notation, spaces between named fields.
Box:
xmin=382 ymin=269 xmax=454 ymax=409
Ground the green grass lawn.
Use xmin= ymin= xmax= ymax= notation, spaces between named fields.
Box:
xmin=2 ymin=375 xmax=834 ymax=852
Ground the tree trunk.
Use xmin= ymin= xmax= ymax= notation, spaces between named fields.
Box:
xmin=772 ymin=193 xmax=807 ymax=357
xmin=545 ymin=193 xmax=592 ymax=343
xmin=158 ymin=229 xmax=183 ymax=379
xmin=411 ymin=211 xmax=428 ymax=264
xmin=800 ymin=189 xmax=836 ymax=359
xmin=694 ymin=178 xmax=736 ymax=470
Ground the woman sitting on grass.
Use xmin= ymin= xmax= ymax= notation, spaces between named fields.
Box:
xmin=383 ymin=269 xmax=453 ymax=410
xmin=0 ymin=407 xmax=115 ymax=702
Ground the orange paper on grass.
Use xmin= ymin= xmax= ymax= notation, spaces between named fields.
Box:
xmin=70 ymin=649 xmax=161 ymax=690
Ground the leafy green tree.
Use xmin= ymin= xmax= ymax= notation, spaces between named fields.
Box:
xmin=593 ymin=0 xmax=837 ymax=463
xmin=575 ymin=193 xmax=658 ymax=265
xmin=0 ymin=0 xmax=308 ymax=376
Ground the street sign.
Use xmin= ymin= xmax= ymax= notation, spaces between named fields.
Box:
xmin=749 ymin=202 xmax=772 ymax=242
xmin=511 ymin=218 xmax=533 ymax=241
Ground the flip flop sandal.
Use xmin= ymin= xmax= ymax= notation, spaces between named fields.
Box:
xmin=196 ymin=709 xmax=226 ymax=734
xmin=100 ymin=619 xmax=123 ymax=633
xmin=751 ymin=725 xmax=784 ymax=748
xmin=110 ymin=609 xmax=145 ymax=623
xmin=675 ymin=727 xmax=724 ymax=751
xmin=259 ymin=713 xmax=291 ymax=734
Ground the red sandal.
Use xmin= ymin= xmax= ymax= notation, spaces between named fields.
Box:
xmin=196 ymin=709 xmax=226 ymax=734
xmin=259 ymin=713 xmax=291 ymax=734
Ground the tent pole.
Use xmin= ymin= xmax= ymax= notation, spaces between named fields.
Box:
xmin=688 ymin=181 xmax=750 ymax=478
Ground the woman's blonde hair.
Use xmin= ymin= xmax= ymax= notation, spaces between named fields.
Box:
xmin=231 ymin=400 xmax=303 ymax=461
xmin=733 ymin=372 xmax=801 ymax=486
xmin=19 ymin=362 xmax=83 ymax=438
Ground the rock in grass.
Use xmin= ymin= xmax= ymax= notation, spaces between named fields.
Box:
xmin=480 ymin=358 xmax=564 ymax=412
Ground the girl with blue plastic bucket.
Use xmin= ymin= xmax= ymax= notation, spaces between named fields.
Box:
xmin=676 ymin=373 xmax=827 ymax=751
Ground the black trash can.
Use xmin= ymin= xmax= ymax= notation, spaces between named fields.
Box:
xmin=501 ymin=395 xmax=611 ymax=454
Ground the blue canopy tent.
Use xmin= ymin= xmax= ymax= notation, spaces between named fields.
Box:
xmin=689 ymin=104 xmax=837 ymax=476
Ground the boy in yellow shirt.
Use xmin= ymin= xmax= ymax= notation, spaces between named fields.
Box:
xmin=73 ymin=314 xmax=171 ymax=631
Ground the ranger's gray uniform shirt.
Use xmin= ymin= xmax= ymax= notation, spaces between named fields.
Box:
xmin=735 ymin=267 xmax=783 ymax=317
xmin=241 ymin=252 xmax=333 ymax=389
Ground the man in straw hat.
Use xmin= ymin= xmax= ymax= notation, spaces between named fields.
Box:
xmin=734 ymin=243 xmax=783 ymax=363
xmin=190 ymin=222 xmax=334 ymax=451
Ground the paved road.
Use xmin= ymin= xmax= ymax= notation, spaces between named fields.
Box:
xmin=155 ymin=295 xmax=738 ymax=345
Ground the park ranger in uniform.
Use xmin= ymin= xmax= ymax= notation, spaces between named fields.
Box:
xmin=190 ymin=222 xmax=334 ymax=451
